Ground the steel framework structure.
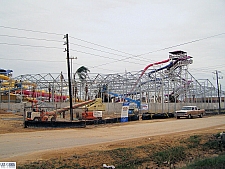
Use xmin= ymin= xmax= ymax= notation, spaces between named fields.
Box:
xmin=12 ymin=51 xmax=223 ymax=107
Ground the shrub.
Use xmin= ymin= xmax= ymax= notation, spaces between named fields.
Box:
xmin=153 ymin=146 xmax=186 ymax=166
xmin=184 ymin=154 xmax=225 ymax=169
xmin=185 ymin=135 xmax=201 ymax=148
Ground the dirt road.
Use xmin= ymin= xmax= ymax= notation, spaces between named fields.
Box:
xmin=1 ymin=115 xmax=224 ymax=161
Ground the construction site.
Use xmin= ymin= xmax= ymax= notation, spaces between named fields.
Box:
xmin=0 ymin=50 xmax=224 ymax=127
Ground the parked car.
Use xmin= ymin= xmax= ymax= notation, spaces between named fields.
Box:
xmin=176 ymin=106 xmax=205 ymax=119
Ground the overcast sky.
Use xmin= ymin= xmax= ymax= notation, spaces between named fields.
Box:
xmin=0 ymin=0 xmax=225 ymax=89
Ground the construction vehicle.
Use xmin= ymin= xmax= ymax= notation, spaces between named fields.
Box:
xmin=81 ymin=98 xmax=105 ymax=120
xmin=26 ymin=99 xmax=96 ymax=122
xmin=127 ymin=102 xmax=139 ymax=121
xmin=26 ymin=109 xmax=57 ymax=122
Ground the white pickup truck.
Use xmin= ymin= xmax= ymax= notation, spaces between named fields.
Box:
xmin=176 ymin=106 xmax=205 ymax=119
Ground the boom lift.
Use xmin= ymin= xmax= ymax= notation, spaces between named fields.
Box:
xmin=81 ymin=98 xmax=106 ymax=120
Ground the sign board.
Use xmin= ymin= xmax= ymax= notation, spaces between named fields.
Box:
xmin=121 ymin=102 xmax=129 ymax=122
xmin=141 ymin=104 xmax=148 ymax=110
xmin=93 ymin=111 xmax=102 ymax=118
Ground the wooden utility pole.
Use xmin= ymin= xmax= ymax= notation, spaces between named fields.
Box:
xmin=216 ymin=70 xmax=221 ymax=114
xmin=214 ymin=70 xmax=223 ymax=114
xmin=64 ymin=34 xmax=73 ymax=121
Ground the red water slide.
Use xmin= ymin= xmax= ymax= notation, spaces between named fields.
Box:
xmin=130 ymin=58 xmax=170 ymax=93
xmin=140 ymin=58 xmax=170 ymax=77
xmin=21 ymin=90 xmax=68 ymax=101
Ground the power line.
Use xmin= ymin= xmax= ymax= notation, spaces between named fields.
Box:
xmin=0 ymin=57 xmax=64 ymax=63
xmin=70 ymin=36 xmax=157 ymax=65
xmin=70 ymin=42 xmax=149 ymax=63
xmin=0 ymin=25 xmax=62 ymax=36
xmin=70 ymin=48 xmax=144 ymax=66
xmin=69 ymin=59 xmax=116 ymax=72
xmin=0 ymin=34 xmax=63 ymax=43
xmin=191 ymin=64 xmax=225 ymax=72
xmin=1 ymin=25 xmax=225 ymax=74
xmin=137 ymin=33 xmax=225 ymax=57
xmin=0 ymin=42 xmax=63 ymax=50
xmin=2 ymin=25 xmax=224 ymax=63
xmin=70 ymin=36 xmax=134 ymax=56
xmin=71 ymin=32 xmax=225 ymax=69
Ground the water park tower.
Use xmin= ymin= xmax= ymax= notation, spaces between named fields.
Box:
xmin=169 ymin=50 xmax=187 ymax=59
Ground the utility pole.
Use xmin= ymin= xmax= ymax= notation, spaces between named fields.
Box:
xmin=213 ymin=70 xmax=223 ymax=114
xmin=64 ymin=34 xmax=73 ymax=121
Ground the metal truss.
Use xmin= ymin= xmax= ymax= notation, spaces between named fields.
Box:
xmin=11 ymin=51 xmax=223 ymax=104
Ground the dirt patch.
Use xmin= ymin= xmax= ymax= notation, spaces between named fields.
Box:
xmin=1 ymin=110 xmax=225 ymax=168
xmin=13 ymin=126 xmax=225 ymax=168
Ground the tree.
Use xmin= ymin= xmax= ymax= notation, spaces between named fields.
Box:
xmin=74 ymin=66 xmax=90 ymax=101
xmin=75 ymin=66 xmax=90 ymax=81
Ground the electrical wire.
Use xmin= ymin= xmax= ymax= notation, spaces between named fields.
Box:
xmin=0 ymin=34 xmax=63 ymax=43
xmin=0 ymin=57 xmax=64 ymax=63
xmin=70 ymin=48 xmax=145 ymax=66
xmin=70 ymin=42 xmax=149 ymax=63
xmin=137 ymin=33 xmax=225 ymax=57
xmin=1 ymin=25 xmax=225 ymax=74
xmin=70 ymin=36 xmax=134 ymax=56
xmin=71 ymin=32 xmax=225 ymax=65
xmin=0 ymin=42 xmax=63 ymax=50
xmin=0 ymin=25 xmax=63 ymax=36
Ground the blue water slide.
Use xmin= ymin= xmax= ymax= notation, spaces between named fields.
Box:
xmin=149 ymin=62 xmax=174 ymax=75
xmin=0 ymin=69 xmax=13 ymax=76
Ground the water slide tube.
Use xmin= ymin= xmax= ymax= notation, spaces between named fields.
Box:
xmin=138 ymin=55 xmax=193 ymax=87
xmin=0 ymin=75 xmax=10 ymax=81
xmin=140 ymin=59 xmax=170 ymax=78
xmin=0 ymin=69 xmax=13 ymax=76
xmin=129 ymin=59 xmax=170 ymax=93
xmin=21 ymin=90 xmax=68 ymax=101
xmin=148 ymin=61 xmax=174 ymax=76
xmin=148 ymin=56 xmax=192 ymax=76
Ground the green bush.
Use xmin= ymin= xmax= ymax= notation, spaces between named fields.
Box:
xmin=184 ymin=154 xmax=225 ymax=169
xmin=153 ymin=146 xmax=186 ymax=166
xmin=187 ymin=135 xmax=201 ymax=148
xmin=202 ymin=140 xmax=221 ymax=151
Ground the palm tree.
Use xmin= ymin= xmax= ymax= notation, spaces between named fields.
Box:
xmin=74 ymin=66 xmax=90 ymax=101
xmin=75 ymin=66 xmax=90 ymax=81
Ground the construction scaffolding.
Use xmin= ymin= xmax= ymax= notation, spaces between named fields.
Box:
xmin=1 ymin=51 xmax=224 ymax=113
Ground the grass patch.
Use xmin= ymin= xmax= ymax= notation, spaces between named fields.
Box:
xmin=152 ymin=146 xmax=186 ymax=166
xmin=17 ymin=160 xmax=83 ymax=169
xmin=202 ymin=132 xmax=225 ymax=152
xmin=17 ymin=132 xmax=225 ymax=169
xmin=105 ymin=147 xmax=151 ymax=168
xmin=186 ymin=135 xmax=201 ymax=148
xmin=184 ymin=154 xmax=225 ymax=169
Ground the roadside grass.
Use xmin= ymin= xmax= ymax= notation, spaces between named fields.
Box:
xmin=152 ymin=146 xmax=186 ymax=167
xmin=186 ymin=135 xmax=201 ymax=148
xmin=17 ymin=132 xmax=225 ymax=169
xmin=183 ymin=153 xmax=225 ymax=169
